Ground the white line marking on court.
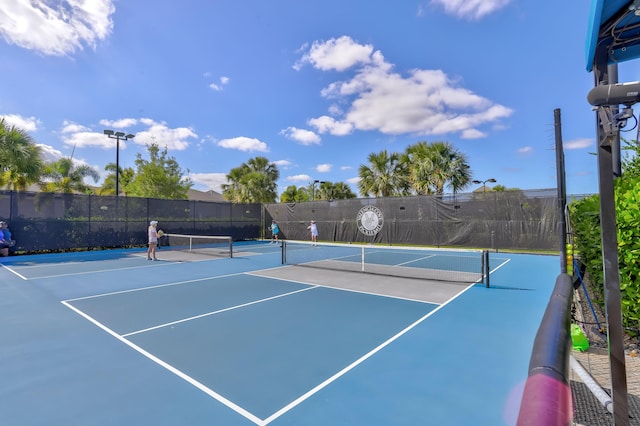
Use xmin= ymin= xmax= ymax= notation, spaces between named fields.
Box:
xmin=246 ymin=269 xmax=440 ymax=305
xmin=261 ymin=281 xmax=478 ymax=425
xmin=395 ymin=254 xmax=437 ymax=266
xmin=489 ymin=257 xmax=511 ymax=275
xmin=12 ymin=256 xmax=144 ymax=270
xmin=0 ymin=263 xmax=28 ymax=280
xmin=29 ymin=260 xmax=190 ymax=280
xmin=122 ymin=286 xmax=319 ymax=337
xmin=65 ymin=271 xmax=249 ymax=302
xmin=61 ymin=300 xmax=265 ymax=426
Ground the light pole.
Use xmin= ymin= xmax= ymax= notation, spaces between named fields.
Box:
xmin=103 ymin=130 xmax=135 ymax=197
xmin=472 ymin=178 xmax=496 ymax=193
xmin=312 ymin=179 xmax=326 ymax=201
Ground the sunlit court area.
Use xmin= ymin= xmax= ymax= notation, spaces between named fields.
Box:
xmin=5 ymin=0 xmax=640 ymax=425
xmin=1 ymin=238 xmax=558 ymax=426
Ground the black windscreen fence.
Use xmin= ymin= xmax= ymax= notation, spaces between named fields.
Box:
xmin=0 ymin=189 xmax=586 ymax=254
xmin=264 ymin=189 xmax=572 ymax=251
xmin=0 ymin=191 xmax=261 ymax=253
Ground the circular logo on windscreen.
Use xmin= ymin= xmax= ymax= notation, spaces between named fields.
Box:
xmin=357 ymin=205 xmax=384 ymax=236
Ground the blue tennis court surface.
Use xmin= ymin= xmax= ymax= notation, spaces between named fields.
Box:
xmin=0 ymin=241 xmax=559 ymax=425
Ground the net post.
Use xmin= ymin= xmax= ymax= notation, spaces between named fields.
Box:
xmin=282 ymin=240 xmax=286 ymax=264
xmin=484 ymin=250 xmax=490 ymax=288
xmin=229 ymin=237 xmax=233 ymax=258
xmin=361 ymin=245 xmax=365 ymax=272
xmin=481 ymin=250 xmax=485 ymax=285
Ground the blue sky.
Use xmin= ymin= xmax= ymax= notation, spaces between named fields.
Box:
xmin=0 ymin=1 xmax=630 ymax=197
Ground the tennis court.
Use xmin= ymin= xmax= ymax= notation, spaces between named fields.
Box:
xmin=0 ymin=241 xmax=558 ymax=425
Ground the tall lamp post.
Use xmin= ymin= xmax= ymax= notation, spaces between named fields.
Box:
xmin=103 ymin=130 xmax=135 ymax=197
xmin=312 ymin=179 xmax=326 ymax=201
xmin=472 ymin=178 xmax=496 ymax=193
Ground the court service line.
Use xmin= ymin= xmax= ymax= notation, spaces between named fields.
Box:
xmin=11 ymin=256 xmax=144 ymax=270
xmin=0 ymin=263 xmax=28 ymax=280
xmin=395 ymin=254 xmax=437 ymax=266
xmin=65 ymin=271 xmax=249 ymax=302
xmin=61 ymin=300 xmax=264 ymax=426
xmin=122 ymin=285 xmax=319 ymax=337
xmin=246 ymin=270 xmax=441 ymax=305
xmin=27 ymin=261 xmax=185 ymax=280
xmin=261 ymin=280 xmax=479 ymax=425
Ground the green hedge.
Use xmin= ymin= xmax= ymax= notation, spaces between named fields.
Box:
xmin=569 ymin=177 xmax=640 ymax=331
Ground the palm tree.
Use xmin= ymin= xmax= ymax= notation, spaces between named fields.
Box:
xmin=405 ymin=141 xmax=471 ymax=195
xmin=0 ymin=118 xmax=44 ymax=190
xmin=315 ymin=181 xmax=356 ymax=201
xmin=357 ymin=150 xmax=408 ymax=197
xmin=40 ymin=158 xmax=100 ymax=193
xmin=99 ymin=163 xmax=135 ymax=196
xmin=330 ymin=182 xmax=357 ymax=199
xmin=222 ymin=156 xmax=279 ymax=203
xmin=280 ymin=185 xmax=310 ymax=202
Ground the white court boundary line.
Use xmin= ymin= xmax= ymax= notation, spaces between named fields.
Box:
xmin=61 ymin=300 xmax=265 ymax=425
xmin=261 ymin=277 xmax=479 ymax=424
xmin=65 ymin=271 xmax=250 ymax=302
xmin=0 ymin=263 xmax=28 ymax=280
xmin=62 ymin=266 xmax=482 ymax=425
xmin=122 ymin=286 xmax=318 ymax=337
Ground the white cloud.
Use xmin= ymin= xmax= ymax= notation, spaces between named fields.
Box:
xmin=430 ymin=0 xmax=511 ymax=20
xmin=280 ymin=127 xmax=321 ymax=145
xmin=295 ymin=36 xmax=375 ymax=72
xmin=518 ymin=146 xmax=533 ymax=155
xmin=295 ymin=37 xmax=512 ymax=139
xmin=63 ymin=131 xmax=115 ymax=149
xmin=190 ymin=172 xmax=227 ymax=193
xmin=209 ymin=76 xmax=230 ymax=91
xmin=316 ymin=164 xmax=332 ymax=173
xmin=340 ymin=165 xmax=352 ymax=170
xmin=286 ymin=174 xmax=311 ymax=182
xmin=347 ymin=176 xmax=361 ymax=185
xmin=0 ymin=0 xmax=115 ymax=56
xmin=134 ymin=122 xmax=197 ymax=151
xmin=460 ymin=128 xmax=486 ymax=139
xmin=308 ymin=116 xmax=354 ymax=136
xmin=0 ymin=113 xmax=40 ymax=131
xmin=100 ymin=118 xmax=138 ymax=129
xmin=217 ymin=136 xmax=269 ymax=152
xmin=274 ymin=159 xmax=293 ymax=169
xmin=564 ymin=138 xmax=593 ymax=150
xmin=63 ymin=118 xmax=197 ymax=151
xmin=61 ymin=121 xmax=90 ymax=133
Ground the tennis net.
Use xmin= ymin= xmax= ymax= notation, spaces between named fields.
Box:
xmin=281 ymin=240 xmax=488 ymax=284
xmin=163 ymin=234 xmax=233 ymax=258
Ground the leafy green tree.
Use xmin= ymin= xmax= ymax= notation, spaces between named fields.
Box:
xmin=40 ymin=157 xmax=100 ymax=193
xmin=280 ymin=185 xmax=310 ymax=202
xmin=0 ymin=118 xmax=44 ymax=190
xmin=622 ymin=138 xmax=640 ymax=179
xmin=358 ymin=150 xmax=408 ymax=197
xmin=126 ymin=143 xmax=193 ymax=199
xmin=221 ymin=156 xmax=279 ymax=203
xmin=404 ymin=141 xmax=471 ymax=195
xmin=99 ymin=163 xmax=135 ymax=196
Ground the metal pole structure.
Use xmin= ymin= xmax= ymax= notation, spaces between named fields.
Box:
xmin=591 ymin=43 xmax=629 ymax=425
xmin=608 ymin=64 xmax=621 ymax=178
xmin=554 ymin=108 xmax=567 ymax=274
xmin=472 ymin=178 xmax=496 ymax=193
xmin=103 ymin=130 xmax=135 ymax=197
